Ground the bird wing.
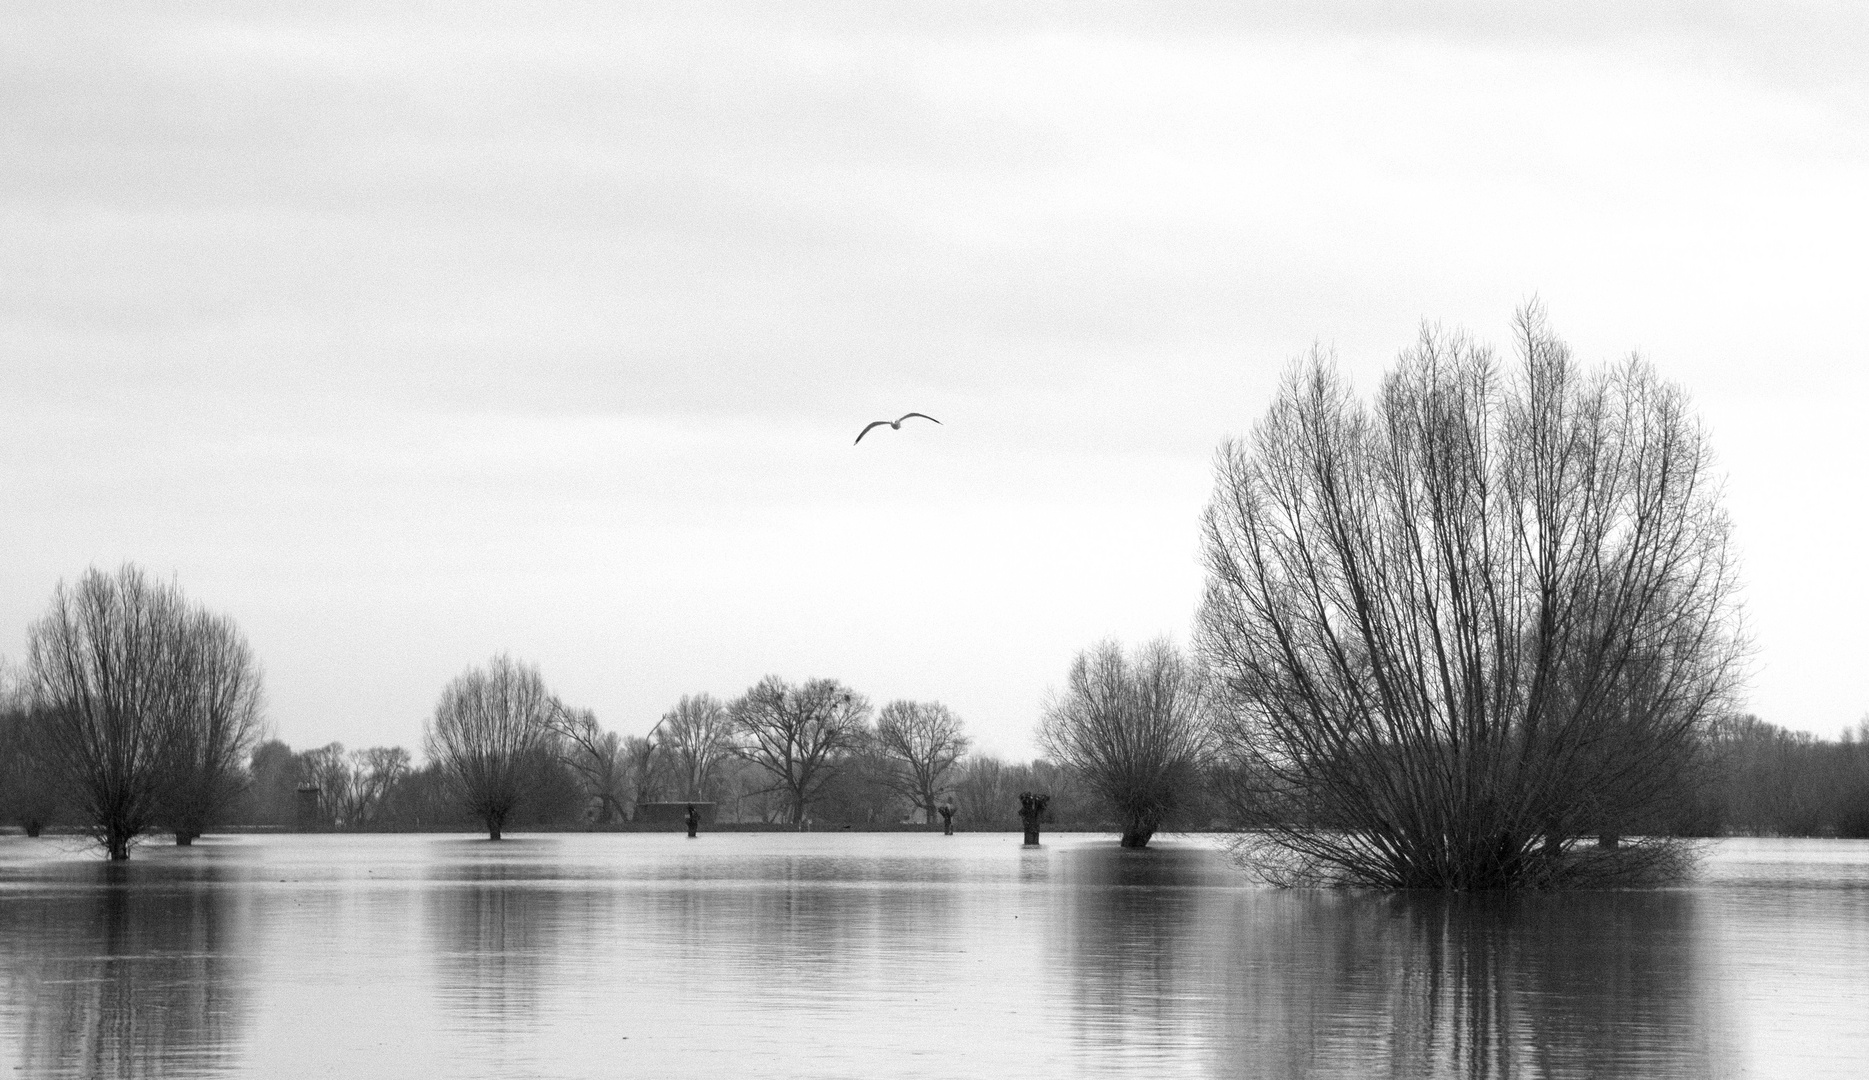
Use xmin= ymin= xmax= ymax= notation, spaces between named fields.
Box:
xmin=854 ymin=420 xmax=891 ymax=445
xmin=897 ymin=412 xmax=942 ymax=425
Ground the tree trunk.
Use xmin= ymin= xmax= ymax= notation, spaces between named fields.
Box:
xmin=486 ymin=813 xmax=504 ymax=841
xmin=1120 ymin=809 xmax=1158 ymax=849
xmin=107 ymin=829 xmax=131 ymax=861
xmin=1597 ymin=833 xmax=1621 ymax=850
xmin=175 ymin=832 xmax=195 ymax=846
xmin=23 ymin=822 xmax=42 ymax=838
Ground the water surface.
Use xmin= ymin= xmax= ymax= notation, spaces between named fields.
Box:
xmin=1 ymin=833 xmax=1863 ymax=1077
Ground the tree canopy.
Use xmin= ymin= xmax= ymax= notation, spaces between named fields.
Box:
xmin=1198 ymin=306 xmax=1745 ymax=888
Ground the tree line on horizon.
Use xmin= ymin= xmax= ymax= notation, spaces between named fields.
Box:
xmin=0 ymin=573 xmax=1196 ymax=848
xmin=6 ymin=307 xmax=1867 ymax=886
xmin=4 ymin=597 xmax=1864 ymax=852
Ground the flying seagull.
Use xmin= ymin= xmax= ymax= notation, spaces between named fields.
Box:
xmin=854 ymin=412 xmax=941 ymax=445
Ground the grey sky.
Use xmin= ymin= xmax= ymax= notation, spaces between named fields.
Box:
xmin=4 ymin=2 xmax=1866 ymax=757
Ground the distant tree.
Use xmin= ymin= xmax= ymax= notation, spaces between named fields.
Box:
xmin=424 ymin=655 xmax=558 ymax=840
xmin=713 ymin=755 xmax=789 ymax=824
xmin=874 ymin=701 xmax=970 ymax=825
xmin=157 ymin=609 xmax=265 ymax=844
xmin=951 ymin=754 xmax=1019 ymax=829
xmin=294 ymin=742 xmax=351 ymax=827
xmin=0 ymin=697 xmax=65 ymax=836
xmin=1198 ymin=308 xmax=1745 ymax=887
xmin=1025 ymin=757 xmax=1101 ymax=826
xmin=812 ymin=731 xmax=907 ymax=824
xmin=337 ymin=747 xmax=412 ymax=829
xmin=239 ymin=739 xmax=300 ymax=827
xmin=1706 ymin=715 xmax=1869 ymax=838
xmin=660 ymin=694 xmax=734 ymax=802
xmin=544 ymin=706 xmax=630 ymax=823
xmin=620 ymin=733 xmax=670 ymax=813
xmin=376 ymin=763 xmax=468 ymax=830
xmin=729 ymin=676 xmax=870 ymax=826
xmin=1039 ymin=639 xmax=1213 ymax=848
xmin=948 ymin=755 xmax=1097 ymax=830
xmin=27 ymin=566 xmax=202 ymax=860
xmin=508 ymin=746 xmax=589 ymax=826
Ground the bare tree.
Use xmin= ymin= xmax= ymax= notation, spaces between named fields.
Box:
xmin=714 ymin=754 xmax=789 ymax=824
xmin=810 ymin=729 xmax=907 ymax=824
xmin=158 ymin=609 xmax=265 ymax=844
xmin=424 ymin=654 xmax=558 ymax=840
xmin=27 ymin=566 xmax=203 ymax=860
xmin=543 ymin=705 xmax=631 ymax=823
xmin=295 ymin=742 xmax=351 ymax=827
xmin=1198 ymin=305 xmax=1745 ymax=888
xmin=729 ymin=676 xmax=870 ymax=826
xmin=619 ymin=733 xmax=669 ymax=814
xmin=339 ymin=746 xmax=412 ymax=829
xmin=1038 ymin=639 xmax=1212 ymax=848
xmin=660 ymin=693 xmax=734 ymax=802
xmin=0 ymin=664 xmax=65 ymax=835
xmin=951 ymin=754 xmax=1019 ymax=829
xmin=874 ymin=700 xmax=970 ymax=825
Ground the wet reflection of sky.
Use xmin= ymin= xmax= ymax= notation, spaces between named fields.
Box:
xmin=0 ymin=833 xmax=1862 ymax=1078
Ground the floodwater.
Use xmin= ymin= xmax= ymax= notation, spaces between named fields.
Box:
xmin=0 ymin=834 xmax=1864 ymax=1078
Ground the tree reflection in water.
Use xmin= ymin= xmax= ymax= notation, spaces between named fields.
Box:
xmin=1377 ymin=892 xmax=1733 ymax=1079
xmin=1050 ymin=843 xmax=1239 ymax=1074
xmin=1053 ymin=842 xmax=1736 ymax=1079
xmin=425 ymin=846 xmax=568 ymax=1071
xmin=0 ymin=857 xmax=249 ymax=1078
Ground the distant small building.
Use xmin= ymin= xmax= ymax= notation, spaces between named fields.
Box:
xmin=295 ymin=784 xmax=322 ymax=831
xmin=634 ymin=802 xmax=717 ymax=827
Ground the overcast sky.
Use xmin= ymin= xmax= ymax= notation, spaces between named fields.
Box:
xmin=3 ymin=2 xmax=1866 ymax=759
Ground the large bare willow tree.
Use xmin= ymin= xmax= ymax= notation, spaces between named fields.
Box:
xmin=26 ymin=565 xmax=264 ymax=859
xmin=1038 ymin=639 xmax=1212 ymax=848
xmin=425 ymin=654 xmax=557 ymax=840
xmin=1198 ymin=306 xmax=1745 ymax=888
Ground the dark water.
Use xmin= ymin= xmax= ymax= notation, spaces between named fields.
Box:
xmin=1 ymin=833 xmax=1864 ymax=1078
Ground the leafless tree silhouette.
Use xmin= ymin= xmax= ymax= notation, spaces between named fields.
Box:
xmin=0 ymin=670 xmax=64 ymax=836
xmin=340 ymin=746 xmax=413 ymax=828
xmin=1039 ymin=638 xmax=1213 ymax=848
xmin=425 ymin=655 xmax=557 ymax=840
xmin=874 ymin=700 xmax=969 ymax=825
xmin=543 ymin=705 xmax=630 ymax=823
xmin=26 ymin=565 xmax=263 ymax=860
xmin=157 ymin=609 xmax=264 ymax=844
xmin=660 ymin=693 xmax=733 ymax=802
xmin=1198 ymin=305 xmax=1745 ymax=888
xmin=730 ymin=676 xmax=870 ymax=826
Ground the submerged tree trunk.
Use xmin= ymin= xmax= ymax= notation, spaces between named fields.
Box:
xmin=1119 ymin=807 xmax=1161 ymax=848
xmin=1019 ymin=792 xmax=1049 ymax=846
